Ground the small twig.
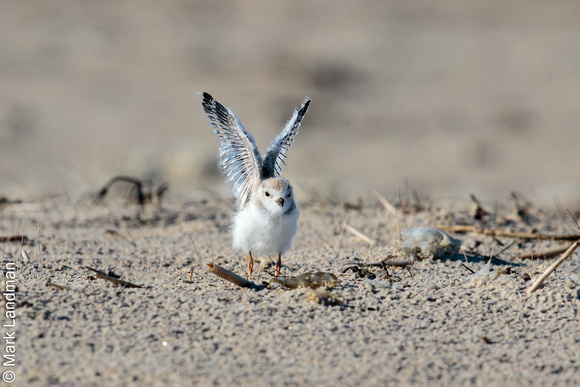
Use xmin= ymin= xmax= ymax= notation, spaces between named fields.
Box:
xmin=0 ymin=235 xmax=29 ymax=243
xmin=437 ymin=225 xmax=580 ymax=241
xmin=566 ymin=208 xmax=580 ymax=230
xmin=178 ymin=267 xmax=196 ymax=284
xmin=104 ymin=229 xmax=137 ymax=247
xmin=461 ymin=263 xmax=476 ymax=274
xmin=496 ymin=240 xmax=516 ymax=256
xmin=46 ymin=279 xmax=71 ymax=291
xmin=262 ymin=268 xmax=277 ymax=277
xmin=85 ymin=266 xmax=143 ymax=288
xmin=81 ymin=286 xmax=101 ymax=297
xmin=46 ymin=278 xmax=101 ymax=295
xmin=517 ymin=244 xmax=573 ymax=260
xmin=207 ymin=263 xmax=255 ymax=288
xmin=526 ymin=241 xmax=579 ymax=294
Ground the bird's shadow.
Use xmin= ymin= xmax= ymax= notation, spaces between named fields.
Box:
xmin=438 ymin=250 xmax=522 ymax=266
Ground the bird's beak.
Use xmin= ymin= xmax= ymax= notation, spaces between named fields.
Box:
xmin=275 ymin=198 xmax=285 ymax=207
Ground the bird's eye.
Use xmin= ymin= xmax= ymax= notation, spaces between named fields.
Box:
xmin=286 ymin=193 xmax=291 ymax=198
xmin=264 ymin=191 xmax=271 ymax=197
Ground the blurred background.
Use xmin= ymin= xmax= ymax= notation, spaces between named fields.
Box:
xmin=1 ymin=0 xmax=579 ymax=205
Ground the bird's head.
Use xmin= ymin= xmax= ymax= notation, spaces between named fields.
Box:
xmin=257 ymin=178 xmax=295 ymax=214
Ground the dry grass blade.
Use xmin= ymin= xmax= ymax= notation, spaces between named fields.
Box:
xmin=461 ymin=262 xmax=476 ymax=274
xmin=38 ymin=223 xmax=42 ymax=267
xmin=438 ymin=225 xmax=580 ymax=241
xmin=156 ymin=254 xmax=165 ymax=278
xmin=517 ymin=244 xmax=573 ymax=260
xmin=19 ymin=227 xmax=28 ymax=263
xmin=188 ymin=234 xmax=203 ymax=266
xmin=397 ymin=188 xmax=408 ymax=231
xmin=344 ymin=224 xmax=374 ymax=245
xmin=373 ymin=191 xmax=397 ymax=216
xmin=566 ymin=208 xmax=580 ymax=229
xmin=46 ymin=279 xmax=71 ymax=291
xmin=85 ymin=266 xmax=143 ymax=288
xmin=207 ymin=263 xmax=255 ymax=288
xmin=369 ymin=209 xmax=384 ymax=249
xmin=526 ymin=241 xmax=579 ymax=294
xmin=105 ymin=229 xmax=137 ymax=247
xmin=332 ymin=213 xmax=350 ymax=253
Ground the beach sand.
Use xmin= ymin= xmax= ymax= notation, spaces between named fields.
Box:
xmin=2 ymin=194 xmax=579 ymax=386
xmin=1 ymin=1 xmax=580 ymax=385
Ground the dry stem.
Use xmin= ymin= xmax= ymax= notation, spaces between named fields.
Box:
xmin=332 ymin=213 xmax=350 ymax=253
xmin=438 ymin=225 xmax=580 ymax=241
xmin=373 ymin=191 xmax=397 ymax=216
xmin=344 ymin=224 xmax=374 ymax=245
xmin=207 ymin=263 xmax=255 ymax=288
xmin=85 ymin=266 xmax=143 ymax=288
xmin=0 ymin=235 xmax=29 ymax=243
xmin=517 ymin=244 xmax=573 ymax=260
xmin=526 ymin=241 xmax=579 ymax=294
xmin=46 ymin=279 xmax=71 ymax=291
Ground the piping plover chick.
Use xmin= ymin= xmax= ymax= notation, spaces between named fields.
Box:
xmin=201 ymin=92 xmax=311 ymax=278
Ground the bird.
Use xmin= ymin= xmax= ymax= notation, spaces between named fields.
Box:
xmin=201 ymin=92 xmax=311 ymax=278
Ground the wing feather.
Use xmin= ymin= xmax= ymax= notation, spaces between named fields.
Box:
xmin=201 ymin=92 xmax=262 ymax=207
xmin=261 ymin=98 xmax=311 ymax=178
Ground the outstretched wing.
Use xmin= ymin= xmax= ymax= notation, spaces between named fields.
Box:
xmin=201 ymin=92 xmax=262 ymax=207
xmin=261 ymin=97 xmax=311 ymax=178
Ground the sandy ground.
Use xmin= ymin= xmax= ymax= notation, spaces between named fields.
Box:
xmin=1 ymin=194 xmax=580 ymax=386
xmin=2 ymin=1 xmax=580 ymax=386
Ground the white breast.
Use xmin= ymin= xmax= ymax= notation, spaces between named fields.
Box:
xmin=231 ymin=202 xmax=299 ymax=257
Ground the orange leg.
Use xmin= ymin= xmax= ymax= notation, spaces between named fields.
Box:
xmin=274 ymin=254 xmax=282 ymax=278
xmin=247 ymin=251 xmax=254 ymax=279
